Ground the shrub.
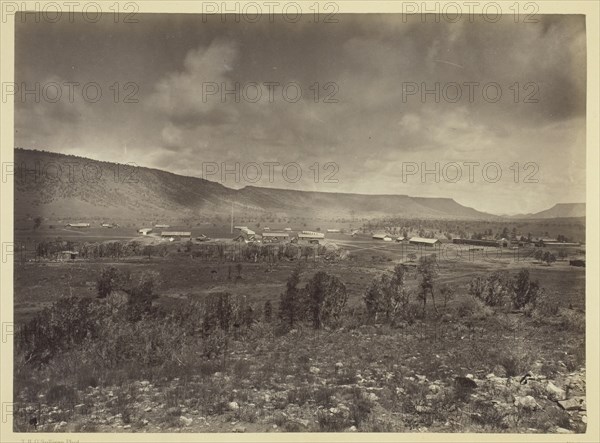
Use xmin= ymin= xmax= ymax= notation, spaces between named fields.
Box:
xmin=305 ymin=271 xmax=348 ymax=329
xmin=350 ymin=388 xmax=373 ymax=428
xmin=16 ymin=296 xmax=107 ymax=365
xmin=279 ymin=267 xmax=306 ymax=329
xmin=363 ymin=264 xmax=410 ymax=324
xmin=316 ymin=409 xmax=348 ymax=432
xmin=263 ymin=300 xmax=273 ymax=323
xmin=510 ymin=269 xmax=541 ymax=310
xmin=483 ymin=271 xmax=510 ymax=307
xmin=439 ymin=284 xmax=456 ymax=308
xmin=455 ymin=297 xmax=493 ymax=320
xmin=96 ymin=266 xmax=124 ymax=298
xmin=416 ymin=255 xmax=438 ymax=315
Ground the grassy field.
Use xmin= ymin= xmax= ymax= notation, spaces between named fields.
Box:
xmin=12 ymin=233 xmax=586 ymax=433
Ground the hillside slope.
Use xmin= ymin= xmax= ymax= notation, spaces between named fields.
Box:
xmin=14 ymin=148 xmax=494 ymax=221
xmin=529 ymin=203 xmax=586 ymax=219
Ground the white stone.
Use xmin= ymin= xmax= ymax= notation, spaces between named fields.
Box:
xmin=556 ymin=427 xmax=573 ymax=434
xmin=180 ymin=416 xmax=193 ymax=426
xmin=546 ymin=382 xmax=567 ymax=401
xmin=514 ymin=395 xmax=539 ymax=410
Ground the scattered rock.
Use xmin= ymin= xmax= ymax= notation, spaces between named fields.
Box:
xmin=558 ymin=397 xmax=586 ymax=411
xmin=233 ymin=426 xmax=246 ymax=433
xmin=53 ymin=421 xmax=67 ymax=431
xmin=367 ymin=392 xmax=379 ymax=402
xmin=347 ymin=425 xmax=357 ymax=432
xmin=180 ymin=416 xmax=193 ymax=427
xmin=140 ymin=381 xmax=150 ymax=386
xmin=555 ymin=427 xmax=574 ymax=434
xmin=514 ymin=395 xmax=539 ymax=411
xmin=123 ymin=424 xmax=131 ymax=429
xmin=227 ymin=402 xmax=240 ymax=411
xmin=294 ymin=418 xmax=310 ymax=428
xmin=141 ymin=419 xmax=149 ymax=426
xmin=428 ymin=384 xmax=441 ymax=393
xmin=546 ymin=382 xmax=567 ymax=401
xmin=144 ymin=407 xmax=152 ymax=412
xmin=309 ymin=366 xmax=321 ymax=374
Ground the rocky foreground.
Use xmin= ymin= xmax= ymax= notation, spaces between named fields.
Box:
xmin=16 ymin=361 xmax=586 ymax=433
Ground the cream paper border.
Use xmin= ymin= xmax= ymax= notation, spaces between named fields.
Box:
xmin=1 ymin=1 xmax=598 ymax=442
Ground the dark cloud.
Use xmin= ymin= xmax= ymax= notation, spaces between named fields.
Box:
xmin=14 ymin=14 xmax=586 ymax=214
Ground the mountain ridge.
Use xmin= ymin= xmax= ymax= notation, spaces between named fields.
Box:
xmin=13 ymin=148 xmax=582 ymax=221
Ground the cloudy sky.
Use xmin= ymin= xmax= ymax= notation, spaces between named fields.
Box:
xmin=15 ymin=13 xmax=586 ymax=215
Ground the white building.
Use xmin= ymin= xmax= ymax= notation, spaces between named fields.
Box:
xmin=409 ymin=237 xmax=440 ymax=247
xmin=161 ymin=231 xmax=191 ymax=241
xmin=372 ymin=233 xmax=392 ymax=241
xmin=262 ymin=232 xmax=290 ymax=242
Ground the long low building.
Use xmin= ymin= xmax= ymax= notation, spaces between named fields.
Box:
xmin=541 ymin=241 xmax=581 ymax=247
xmin=161 ymin=231 xmax=191 ymax=240
xmin=373 ymin=233 xmax=392 ymax=241
xmin=262 ymin=232 xmax=289 ymax=242
xmin=409 ymin=237 xmax=440 ymax=246
xmin=453 ymin=238 xmax=500 ymax=247
xmin=298 ymin=231 xmax=325 ymax=239
xmin=66 ymin=223 xmax=90 ymax=228
xmin=240 ymin=227 xmax=256 ymax=236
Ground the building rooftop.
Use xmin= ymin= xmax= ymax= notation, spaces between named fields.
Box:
xmin=409 ymin=237 xmax=440 ymax=244
xmin=161 ymin=231 xmax=191 ymax=236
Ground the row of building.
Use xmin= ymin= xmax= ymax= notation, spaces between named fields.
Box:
xmin=233 ymin=227 xmax=325 ymax=244
xmin=370 ymin=234 xmax=581 ymax=248
xmin=371 ymin=233 xmax=441 ymax=246
xmin=65 ymin=222 xmax=118 ymax=228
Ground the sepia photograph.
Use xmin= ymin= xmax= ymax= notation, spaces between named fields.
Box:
xmin=0 ymin=1 xmax=598 ymax=440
